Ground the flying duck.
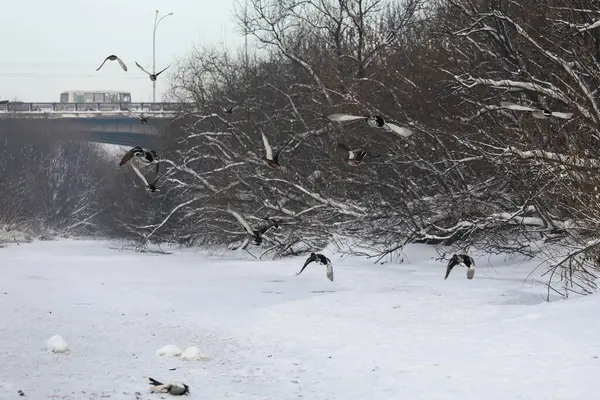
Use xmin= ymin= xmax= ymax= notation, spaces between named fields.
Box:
xmin=337 ymin=143 xmax=368 ymax=167
xmin=148 ymin=378 xmax=190 ymax=396
xmin=499 ymin=101 xmax=573 ymax=120
xmin=261 ymin=130 xmax=294 ymax=169
xmin=222 ymin=104 xmax=236 ymax=114
xmin=226 ymin=207 xmax=280 ymax=245
xmin=444 ymin=254 xmax=475 ymax=280
xmin=327 ymin=113 xmax=413 ymax=138
xmin=296 ymin=253 xmax=334 ymax=281
xmin=135 ymin=62 xmax=171 ymax=82
xmin=139 ymin=114 xmax=151 ymax=124
xmin=96 ymin=55 xmax=128 ymax=72
xmin=119 ymin=146 xmax=160 ymax=192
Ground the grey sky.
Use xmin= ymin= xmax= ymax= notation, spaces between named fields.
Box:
xmin=0 ymin=0 xmax=246 ymax=103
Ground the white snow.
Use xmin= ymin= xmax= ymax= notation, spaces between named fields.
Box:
xmin=46 ymin=335 xmax=70 ymax=354
xmin=1 ymin=239 xmax=600 ymax=399
xmin=180 ymin=346 xmax=209 ymax=361
xmin=156 ymin=345 xmax=183 ymax=357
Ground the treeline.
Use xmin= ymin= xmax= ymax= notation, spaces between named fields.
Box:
xmin=3 ymin=0 xmax=600 ymax=295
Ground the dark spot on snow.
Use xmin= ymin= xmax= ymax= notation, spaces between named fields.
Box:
xmin=18 ymin=390 xmax=24 ymax=396
xmin=169 ymin=367 xmax=177 ymax=370
xmin=267 ymin=280 xmax=284 ymax=283
xmin=311 ymin=290 xmax=336 ymax=294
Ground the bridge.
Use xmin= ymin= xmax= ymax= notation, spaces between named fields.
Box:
xmin=0 ymin=102 xmax=198 ymax=147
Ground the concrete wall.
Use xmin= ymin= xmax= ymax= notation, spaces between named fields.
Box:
xmin=0 ymin=115 xmax=173 ymax=147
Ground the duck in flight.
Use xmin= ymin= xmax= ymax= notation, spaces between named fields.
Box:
xmin=337 ymin=143 xmax=369 ymax=167
xmin=296 ymin=252 xmax=334 ymax=281
xmin=499 ymin=101 xmax=573 ymax=120
xmin=261 ymin=130 xmax=294 ymax=169
xmin=328 ymin=113 xmax=413 ymax=138
xmin=119 ymin=146 xmax=160 ymax=192
xmin=96 ymin=55 xmax=128 ymax=72
xmin=444 ymin=254 xmax=475 ymax=280
xmin=226 ymin=207 xmax=280 ymax=245
xmin=135 ymin=62 xmax=171 ymax=81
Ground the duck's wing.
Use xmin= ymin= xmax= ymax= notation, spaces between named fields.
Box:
xmin=327 ymin=113 xmax=367 ymax=122
xmin=226 ymin=208 xmax=255 ymax=235
xmin=325 ymin=261 xmax=334 ymax=281
xmin=257 ymin=220 xmax=278 ymax=235
xmin=499 ymin=101 xmax=537 ymax=112
xmin=155 ymin=64 xmax=171 ymax=76
xmin=131 ymin=163 xmax=151 ymax=187
xmin=384 ymin=122 xmax=413 ymax=138
xmin=337 ymin=143 xmax=350 ymax=152
xmin=135 ymin=61 xmax=152 ymax=75
xmin=148 ymin=378 xmax=164 ymax=387
xmin=273 ymin=137 xmax=294 ymax=160
xmin=355 ymin=150 xmax=368 ymax=162
xmin=296 ymin=256 xmax=315 ymax=276
xmin=261 ymin=131 xmax=273 ymax=160
xmin=444 ymin=258 xmax=458 ymax=280
xmin=115 ymin=56 xmax=127 ymax=71
xmin=550 ymin=111 xmax=574 ymax=120
xmin=95 ymin=56 xmax=110 ymax=71
xmin=119 ymin=148 xmax=136 ymax=166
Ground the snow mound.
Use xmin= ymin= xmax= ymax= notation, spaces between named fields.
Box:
xmin=180 ymin=346 xmax=210 ymax=361
xmin=155 ymin=344 xmax=182 ymax=357
xmin=46 ymin=335 xmax=70 ymax=354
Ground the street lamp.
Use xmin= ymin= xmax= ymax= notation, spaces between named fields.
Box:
xmin=152 ymin=10 xmax=173 ymax=103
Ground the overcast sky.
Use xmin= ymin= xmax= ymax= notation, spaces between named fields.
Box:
xmin=0 ymin=0 xmax=246 ymax=102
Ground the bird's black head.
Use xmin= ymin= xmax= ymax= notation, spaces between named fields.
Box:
xmin=132 ymin=146 xmax=144 ymax=155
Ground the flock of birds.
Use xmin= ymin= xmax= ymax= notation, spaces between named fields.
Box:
xmin=91 ymin=53 xmax=575 ymax=288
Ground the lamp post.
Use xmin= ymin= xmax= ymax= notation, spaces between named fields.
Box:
xmin=152 ymin=10 xmax=173 ymax=103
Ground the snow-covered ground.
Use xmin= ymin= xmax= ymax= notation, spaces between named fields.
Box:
xmin=1 ymin=239 xmax=599 ymax=399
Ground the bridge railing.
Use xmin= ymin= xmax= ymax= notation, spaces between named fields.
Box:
xmin=0 ymin=102 xmax=197 ymax=113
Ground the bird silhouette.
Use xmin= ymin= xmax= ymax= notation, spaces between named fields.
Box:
xmin=135 ymin=62 xmax=171 ymax=81
xmin=96 ymin=55 xmax=127 ymax=72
